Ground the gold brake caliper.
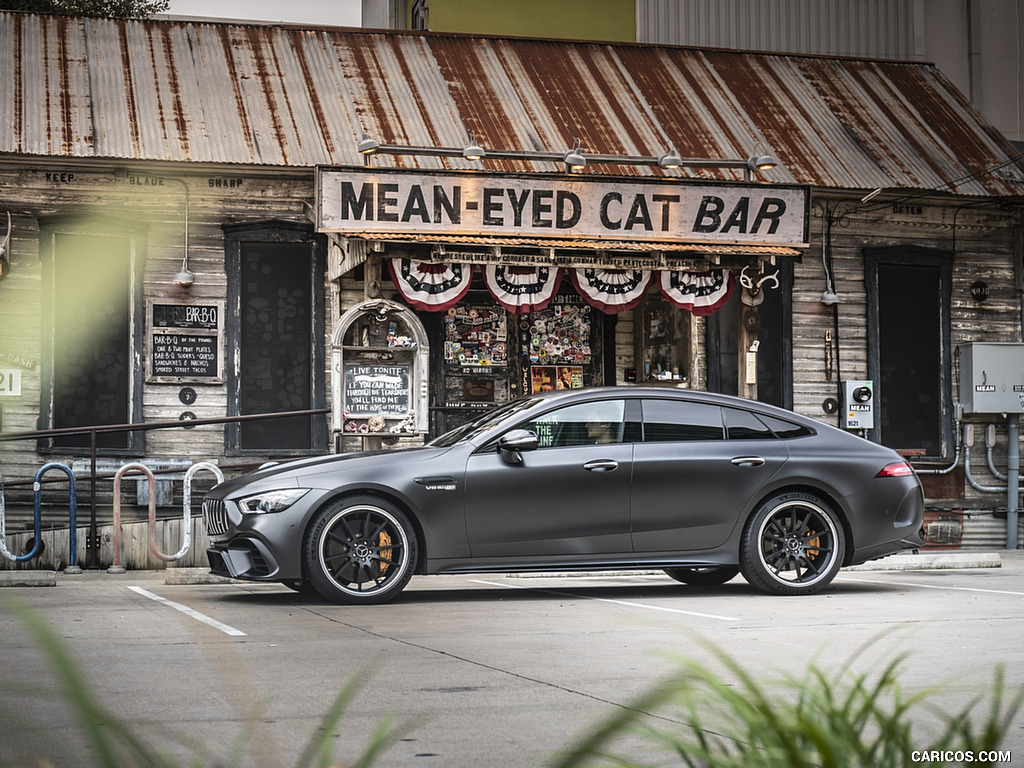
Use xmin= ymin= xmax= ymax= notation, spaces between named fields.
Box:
xmin=378 ymin=530 xmax=392 ymax=576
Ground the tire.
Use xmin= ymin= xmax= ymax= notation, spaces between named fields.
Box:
xmin=304 ymin=496 xmax=417 ymax=605
xmin=663 ymin=566 xmax=740 ymax=586
xmin=739 ymin=491 xmax=845 ymax=596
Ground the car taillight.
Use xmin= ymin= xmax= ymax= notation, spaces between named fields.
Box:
xmin=877 ymin=461 xmax=915 ymax=477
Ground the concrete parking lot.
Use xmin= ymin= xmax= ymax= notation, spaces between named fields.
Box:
xmin=2 ymin=552 xmax=1023 ymax=767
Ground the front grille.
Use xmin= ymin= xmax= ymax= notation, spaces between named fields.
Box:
xmin=202 ymin=498 xmax=230 ymax=536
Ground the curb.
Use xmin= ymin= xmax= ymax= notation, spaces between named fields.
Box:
xmin=845 ymin=551 xmax=1002 ymax=571
xmin=0 ymin=570 xmax=58 ymax=587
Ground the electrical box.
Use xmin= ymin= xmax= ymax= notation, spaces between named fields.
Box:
xmin=959 ymin=342 xmax=1024 ymax=414
xmin=844 ymin=380 xmax=874 ymax=429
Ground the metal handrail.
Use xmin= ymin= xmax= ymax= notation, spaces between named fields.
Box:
xmin=0 ymin=408 xmax=329 ymax=567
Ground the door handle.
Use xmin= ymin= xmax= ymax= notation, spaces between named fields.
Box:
xmin=731 ymin=456 xmax=766 ymax=468
xmin=583 ymin=459 xmax=619 ymax=472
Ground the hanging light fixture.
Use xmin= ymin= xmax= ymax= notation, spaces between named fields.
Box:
xmin=563 ymin=139 xmax=587 ymax=173
xmin=657 ymin=146 xmax=682 ymax=169
xmin=462 ymin=135 xmax=485 ymax=161
xmin=357 ymin=131 xmax=380 ymax=155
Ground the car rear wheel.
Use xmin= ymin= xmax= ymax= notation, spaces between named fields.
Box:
xmin=663 ymin=566 xmax=740 ymax=586
xmin=304 ymin=496 xmax=417 ymax=605
xmin=740 ymin=491 xmax=845 ymax=595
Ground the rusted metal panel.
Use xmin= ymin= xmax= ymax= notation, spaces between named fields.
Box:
xmin=1 ymin=12 xmax=1021 ymax=197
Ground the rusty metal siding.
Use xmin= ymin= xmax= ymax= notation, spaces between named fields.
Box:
xmin=1 ymin=12 xmax=1021 ymax=197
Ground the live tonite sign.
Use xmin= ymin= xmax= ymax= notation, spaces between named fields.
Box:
xmin=316 ymin=168 xmax=809 ymax=247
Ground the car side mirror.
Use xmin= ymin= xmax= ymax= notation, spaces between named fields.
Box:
xmin=498 ymin=429 xmax=539 ymax=465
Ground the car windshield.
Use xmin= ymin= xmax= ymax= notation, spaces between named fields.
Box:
xmin=429 ymin=397 xmax=544 ymax=447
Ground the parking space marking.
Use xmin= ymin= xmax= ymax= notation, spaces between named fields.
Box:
xmin=128 ymin=586 xmax=247 ymax=637
xmin=840 ymin=576 xmax=1024 ymax=597
xmin=470 ymin=580 xmax=740 ymax=621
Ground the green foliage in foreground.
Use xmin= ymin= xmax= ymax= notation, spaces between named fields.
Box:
xmin=552 ymin=640 xmax=1023 ymax=768
xmin=4 ymin=598 xmax=1021 ymax=768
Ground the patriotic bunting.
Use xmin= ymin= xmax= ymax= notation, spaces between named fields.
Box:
xmin=388 ymin=259 xmax=473 ymax=311
xmin=483 ymin=265 xmax=563 ymax=314
xmin=659 ymin=269 xmax=736 ymax=316
xmin=571 ymin=267 xmax=652 ymax=313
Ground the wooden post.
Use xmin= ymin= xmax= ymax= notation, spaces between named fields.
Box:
xmin=363 ymin=255 xmax=384 ymax=451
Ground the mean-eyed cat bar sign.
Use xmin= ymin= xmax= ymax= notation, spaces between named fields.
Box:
xmin=316 ymin=167 xmax=809 ymax=247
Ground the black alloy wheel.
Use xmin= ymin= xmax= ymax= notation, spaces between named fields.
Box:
xmin=304 ymin=496 xmax=417 ymax=604
xmin=663 ymin=565 xmax=740 ymax=586
xmin=739 ymin=491 xmax=845 ymax=595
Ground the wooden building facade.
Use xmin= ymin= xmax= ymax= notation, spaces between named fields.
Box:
xmin=1 ymin=12 xmax=1022 ymax=568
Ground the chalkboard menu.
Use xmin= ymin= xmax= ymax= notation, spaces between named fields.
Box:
xmin=344 ymin=364 xmax=411 ymax=416
xmin=147 ymin=300 xmax=224 ymax=383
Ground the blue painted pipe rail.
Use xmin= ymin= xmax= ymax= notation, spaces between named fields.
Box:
xmin=0 ymin=463 xmax=78 ymax=570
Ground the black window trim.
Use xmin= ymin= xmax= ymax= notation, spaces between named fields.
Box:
xmin=223 ymin=220 xmax=328 ymax=456
xmin=37 ymin=213 xmax=148 ymax=455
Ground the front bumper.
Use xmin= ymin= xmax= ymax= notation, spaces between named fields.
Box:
xmin=207 ymin=538 xmax=282 ymax=580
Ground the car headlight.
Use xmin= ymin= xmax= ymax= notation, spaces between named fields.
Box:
xmin=237 ymin=488 xmax=310 ymax=514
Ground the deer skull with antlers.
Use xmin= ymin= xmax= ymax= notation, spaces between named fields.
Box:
xmin=739 ymin=264 xmax=780 ymax=306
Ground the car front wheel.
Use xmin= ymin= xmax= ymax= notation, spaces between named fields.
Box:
xmin=740 ymin=492 xmax=845 ymax=595
xmin=304 ymin=496 xmax=417 ymax=604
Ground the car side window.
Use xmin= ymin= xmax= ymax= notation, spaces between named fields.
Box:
xmin=641 ymin=399 xmax=724 ymax=442
xmin=724 ymin=407 xmax=777 ymax=440
xmin=520 ymin=400 xmax=626 ymax=448
xmin=759 ymin=414 xmax=815 ymax=438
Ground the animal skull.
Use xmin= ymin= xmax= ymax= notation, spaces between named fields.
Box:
xmin=739 ymin=265 xmax=780 ymax=306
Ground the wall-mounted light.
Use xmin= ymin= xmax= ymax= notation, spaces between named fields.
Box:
xmin=116 ymin=169 xmax=192 ymax=287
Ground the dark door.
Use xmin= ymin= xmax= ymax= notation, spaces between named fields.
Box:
xmin=630 ymin=400 xmax=789 ymax=551
xmin=866 ymin=247 xmax=953 ymax=458
xmin=463 ymin=399 xmax=631 ymax=557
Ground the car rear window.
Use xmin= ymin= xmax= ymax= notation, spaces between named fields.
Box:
xmin=759 ymin=414 xmax=816 ymax=439
xmin=724 ymin=407 xmax=776 ymax=440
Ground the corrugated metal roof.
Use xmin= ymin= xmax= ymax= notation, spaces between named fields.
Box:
xmin=2 ymin=11 xmax=1022 ymax=196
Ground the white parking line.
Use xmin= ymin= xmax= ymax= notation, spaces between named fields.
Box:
xmin=840 ymin=576 xmax=1024 ymax=597
xmin=128 ymin=586 xmax=247 ymax=637
xmin=470 ymin=579 xmax=741 ymax=622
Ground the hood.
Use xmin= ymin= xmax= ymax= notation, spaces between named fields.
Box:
xmin=210 ymin=444 xmax=454 ymax=496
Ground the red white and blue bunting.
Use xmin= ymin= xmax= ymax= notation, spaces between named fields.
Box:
xmin=659 ymin=269 xmax=736 ymax=316
xmin=570 ymin=267 xmax=653 ymax=313
xmin=483 ymin=265 xmax=564 ymax=314
xmin=388 ymin=259 xmax=738 ymax=317
xmin=388 ymin=259 xmax=473 ymax=311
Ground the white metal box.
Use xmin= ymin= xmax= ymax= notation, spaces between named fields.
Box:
xmin=958 ymin=342 xmax=1024 ymax=414
xmin=844 ymin=380 xmax=874 ymax=429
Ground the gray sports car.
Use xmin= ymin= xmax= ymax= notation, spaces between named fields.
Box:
xmin=202 ymin=387 xmax=925 ymax=603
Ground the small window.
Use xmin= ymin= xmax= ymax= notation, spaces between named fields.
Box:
xmin=724 ymin=408 xmax=776 ymax=440
xmin=521 ymin=400 xmax=625 ymax=448
xmin=760 ymin=414 xmax=815 ymax=439
xmin=641 ymin=399 xmax=724 ymax=442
